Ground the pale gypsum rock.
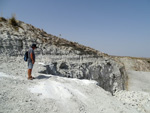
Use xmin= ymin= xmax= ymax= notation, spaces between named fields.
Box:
xmin=39 ymin=58 xmax=127 ymax=94
xmin=0 ymin=18 xmax=127 ymax=94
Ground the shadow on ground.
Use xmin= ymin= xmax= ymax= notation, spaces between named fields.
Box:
xmin=36 ymin=75 xmax=51 ymax=79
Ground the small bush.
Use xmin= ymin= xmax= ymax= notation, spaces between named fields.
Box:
xmin=8 ymin=15 xmax=24 ymax=31
xmin=147 ymin=61 xmax=150 ymax=63
xmin=9 ymin=16 xmax=18 ymax=27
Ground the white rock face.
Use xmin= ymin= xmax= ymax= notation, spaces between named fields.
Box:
xmin=127 ymin=70 xmax=150 ymax=93
xmin=115 ymin=57 xmax=150 ymax=72
xmin=39 ymin=56 xmax=127 ymax=93
xmin=0 ymin=18 xmax=127 ymax=93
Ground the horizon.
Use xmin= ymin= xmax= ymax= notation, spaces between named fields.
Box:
xmin=0 ymin=0 xmax=150 ymax=57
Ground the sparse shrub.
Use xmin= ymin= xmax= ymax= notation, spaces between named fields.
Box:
xmin=8 ymin=14 xmax=24 ymax=31
xmin=9 ymin=15 xmax=18 ymax=27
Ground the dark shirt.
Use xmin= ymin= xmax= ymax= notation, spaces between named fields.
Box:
xmin=28 ymin=48 xmax=35 ymax=62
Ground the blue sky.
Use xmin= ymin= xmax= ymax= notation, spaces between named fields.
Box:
xmin=0 ymin=0 xmax=150 ymax=57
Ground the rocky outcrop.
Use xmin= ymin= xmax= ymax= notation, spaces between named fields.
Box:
xmin=37 ymin=55 xmax=128 ymax=94
xmin=0 ymin=17 xmax=128 ymax=94
xmin=37 ymin=55 xmax=128 ymax=93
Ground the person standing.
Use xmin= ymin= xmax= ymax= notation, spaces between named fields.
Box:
xmin=27 ymin=44 xmax=37 ymax=80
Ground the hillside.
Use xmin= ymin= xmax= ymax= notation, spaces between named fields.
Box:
xmin=0 ymin=17 xmax=127 ymax=94
xmin=1 ymin=17 xmax=150 ymax=113
xmin=0 ymin=17 xmax=106 ymax=56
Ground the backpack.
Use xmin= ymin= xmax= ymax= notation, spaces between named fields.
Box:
xmin=24 ymin=51 xmax=28 ymax=61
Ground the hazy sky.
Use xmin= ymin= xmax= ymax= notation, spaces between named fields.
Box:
xmin=0 ymin=0 xmax=150 ymax=57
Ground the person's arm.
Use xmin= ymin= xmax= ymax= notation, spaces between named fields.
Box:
xmin=30 ymin=53 xmax=34 ymax=64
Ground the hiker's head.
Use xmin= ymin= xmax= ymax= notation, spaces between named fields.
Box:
xmin=31 ymin=44 xmax=37 ymax=50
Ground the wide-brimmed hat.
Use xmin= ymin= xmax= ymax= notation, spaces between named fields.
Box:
xmin=31 ymin=44 xmax=38 ymax=48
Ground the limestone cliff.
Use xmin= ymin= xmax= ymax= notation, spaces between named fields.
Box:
xmin=0 ymin=17 xmax=127 ymax=94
